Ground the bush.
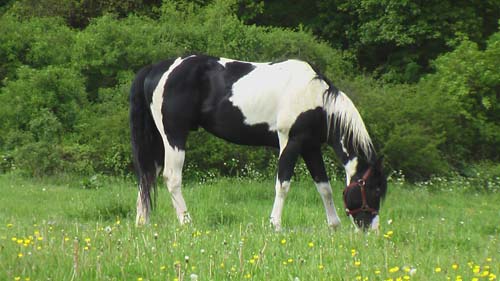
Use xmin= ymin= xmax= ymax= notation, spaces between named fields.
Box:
xmin=0 ymin=66 xmax=87 ymax=175
xmin=0 ymin=16 xmax=75 ymax=84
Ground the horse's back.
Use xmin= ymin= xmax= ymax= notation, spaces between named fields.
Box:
xmin=141 ymin=55 xmax=328 ymax=148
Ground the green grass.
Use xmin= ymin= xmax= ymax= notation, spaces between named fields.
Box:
xmin=0 ymin=173 xmax=498 ymax=281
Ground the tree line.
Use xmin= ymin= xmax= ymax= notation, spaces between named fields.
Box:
xmin=0 ymin=0 xmax=499 ymax=181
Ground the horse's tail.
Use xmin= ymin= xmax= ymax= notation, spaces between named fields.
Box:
xmin=130 ymin=65 xmax=164 ymax=221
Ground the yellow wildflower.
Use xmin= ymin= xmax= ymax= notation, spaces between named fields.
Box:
xmin=351 ymin=249 xmax=357 ymax=257
xmin=452 ymin=263 xmax=459 ymax=270
xmin=389 ymin=266 xmax=400 ymax=273
xmin=435 ymin=267 xmax=442 ymax=273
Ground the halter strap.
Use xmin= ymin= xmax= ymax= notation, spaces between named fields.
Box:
xmin=343 ymin=167 xmax=378 ymax=216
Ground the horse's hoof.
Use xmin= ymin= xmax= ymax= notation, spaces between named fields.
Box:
xmin=180 ymin=212 xmax=192 ymax=225
xmin=328 ymin=220 xmax=341 ymax=231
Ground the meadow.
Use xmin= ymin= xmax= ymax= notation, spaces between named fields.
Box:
xmin=0 ymin=173 xmax=498 ymax=281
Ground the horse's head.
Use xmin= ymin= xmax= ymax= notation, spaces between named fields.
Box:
xmin=343 ymin=156 xmax=387 ymax=230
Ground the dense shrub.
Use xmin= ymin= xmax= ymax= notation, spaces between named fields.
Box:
xmin=0 ymin=16 xmax=75 ymax=85
xmin=0 ymin=0 xmax=498 ymax=181
xmin=0 ymin=66 xmax=87 ymax=175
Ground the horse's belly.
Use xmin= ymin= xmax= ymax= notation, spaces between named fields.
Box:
xmin=200 ymin=99 xmax=279 ymax=147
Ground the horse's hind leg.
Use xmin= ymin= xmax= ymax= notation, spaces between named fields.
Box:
xmin=163 ymin=140 xmax=191 ymax=224
xmin=302 ymin=147 xmax=341 ymax=228
xmin=136 ymin=178 xmax=151 ymax=226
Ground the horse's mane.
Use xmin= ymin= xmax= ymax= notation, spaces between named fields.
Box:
xmin=323 ymin=89 xmax=374 ymax=159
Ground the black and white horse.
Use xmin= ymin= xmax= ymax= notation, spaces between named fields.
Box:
xmin=130 ymin=54 xmax=387 ymax=230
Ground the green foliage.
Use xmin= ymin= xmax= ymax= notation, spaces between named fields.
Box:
xmin=0 ymin=0 xmax=499 ymax=180
xmin=71 ymin=15 xmax=176 ymax=95
xmin=0 ymin=66 xmax=86 ymax=175
xmin=254 ymin=0 xmax=500 ymax=83
xmin=421 ymin=34 xmax=500 ymax=162
xmin=6 ymin=0 xmax=161 ymax=28
xmin=0 ymin=16 xmax=75 ymax=85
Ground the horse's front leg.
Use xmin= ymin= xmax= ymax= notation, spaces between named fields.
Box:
xmin=302 ymin=147 xmax=341 ymax=229
xmin=270 ymin=135 xmax=300 ymax=231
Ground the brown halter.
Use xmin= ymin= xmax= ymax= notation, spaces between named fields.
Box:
xmin=343 ymin=167 xmax=378 ymax=216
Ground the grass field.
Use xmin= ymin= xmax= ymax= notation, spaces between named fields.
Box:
xmin=0 ymin=173 xmax=498 ymax=281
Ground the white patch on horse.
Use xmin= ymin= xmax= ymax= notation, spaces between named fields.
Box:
xmin=135 ymin=189 xmax=149 ymax=225
xmin=228 ymin=60 xmax=327 ymax=132
xmin=164 ymin=147 xmax=191 ymax=224
xmin=325 ymin=91 xmax=374 ymax=158
xmin=150 ymin=57 xmax=184 ymax=127
xmin=270 ymin=179 xmax=291 ymax=231
xmin=340 ymin=138 xmax=349 ymax=156
xmin=217 ymin=57 xmax=235 ymax=67
xmin=150 ymin=56 xmax=191 ymax=224
xmin=344 ymin=157 xmax=358 ymax=185
xmin=370 ymin=215 xmax=380 ymax=231
xmin=315 ymin=182 xmax=341 ymax=228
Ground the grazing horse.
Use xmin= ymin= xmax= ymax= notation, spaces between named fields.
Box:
xmin=130 ymin=54 xmax=387 ymax=230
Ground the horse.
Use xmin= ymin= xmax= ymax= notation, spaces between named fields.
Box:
xmin=130 ymin=54 xmax=387 ymax=231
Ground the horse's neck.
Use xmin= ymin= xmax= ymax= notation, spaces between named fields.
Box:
xmin=328 ymin=135 xmax=372 ymax=185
